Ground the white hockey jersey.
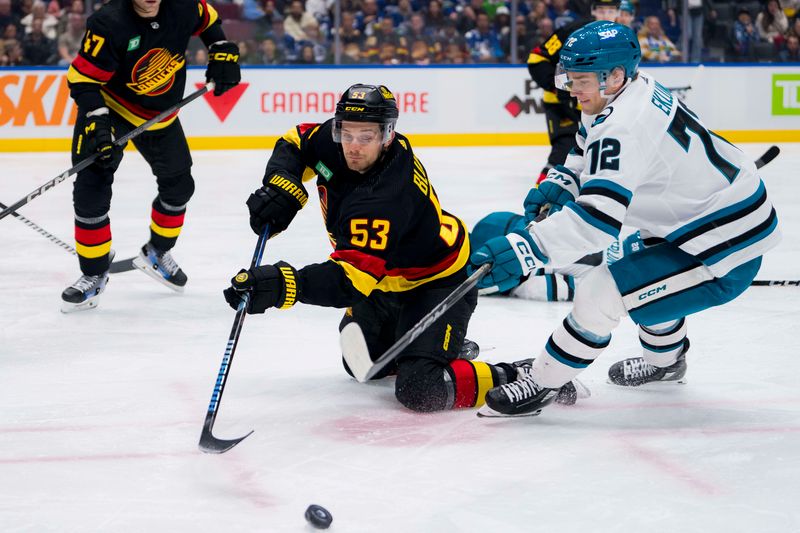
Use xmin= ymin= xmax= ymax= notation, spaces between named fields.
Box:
xmin=531 ymin=71 xmax=781 ymax=277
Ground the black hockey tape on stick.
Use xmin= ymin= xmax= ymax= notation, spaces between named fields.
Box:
xmin=198 ymin=224 xmax=270 ymax=454
xmin=0 ymin=82 xmax=214 ymax=222
xmin=341 ymin=263 xmax=492 ymax=383
xmin=755 ymin=145 xmax=780 ymax=169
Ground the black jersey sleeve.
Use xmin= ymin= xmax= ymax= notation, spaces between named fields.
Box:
xmin=67 ymin=14 xmax=120 ymax=110
xmin=262 ymin=122 xmax=323 ymax=188
xmin=527 ymin=19 xmax=588 ymax=93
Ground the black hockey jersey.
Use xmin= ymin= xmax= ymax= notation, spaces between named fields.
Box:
xmin=527 ymin=18 xmax=588 ymax=105
xmin=67 ymin=0 xmax=223 ymax=129
xmin=264 ymin=120 xmax=470 ymax=308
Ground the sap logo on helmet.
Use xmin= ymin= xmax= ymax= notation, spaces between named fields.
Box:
xmin=345 ymin=106 xmax=365 ymax=112
xmin=566 ymin=37 xmax=577 ymax=47
xmin=598 ymin=29 xmax=619 ymax=39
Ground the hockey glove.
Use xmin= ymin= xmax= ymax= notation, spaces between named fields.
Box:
xmin=76 ymin=107 xmax=117 ymax=168
xmin=206 ymin=41 xmax=241 ymax=96
xmin=247 ymin=173 xmax=309 ymax=235
xmin=524 ymin=165 xmax=580 ymax=222
xmin=223 ymin=261 xmax=299 ymax=314
xmin=470 ymin=230 xmax=548 ymax=290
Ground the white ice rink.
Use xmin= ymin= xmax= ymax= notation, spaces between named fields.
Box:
xmin=1 ymin=144 xmax=799 ymax=532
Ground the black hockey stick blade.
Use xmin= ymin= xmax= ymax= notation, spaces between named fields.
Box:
xmin=199 ymin=418 xmax=254 ymax=454
xmin=341 ymin=263 xmax=491 ymax=382
xmin=108 ymin=257 xmax=136 ymax=274
xmin=755 ymin=145 xmax=780 ymax=169
xmin=0 ymin=83 xmax=213 ymax=222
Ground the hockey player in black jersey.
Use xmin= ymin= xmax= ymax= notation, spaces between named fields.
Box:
xmin=224 ymin=84 xmax=581 ymax=412
xmin=528 ymin=0 xmax=619 ymax=184
xmin=61 ymin=0 xmax=241 ymax=312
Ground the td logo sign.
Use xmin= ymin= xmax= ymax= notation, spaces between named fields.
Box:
xmin=772 ymin=74 xmax=800 ymax=115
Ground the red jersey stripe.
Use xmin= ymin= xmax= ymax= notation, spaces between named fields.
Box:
xmin=102 ymin=86 xmax=179 ymax=122
xmin=330 ymin=249 xmax=387 ymax=279
xmin=71 ymin=55 xmax=114 ymax=82
xmin=450 ymin=359 xmax=478 ymax=408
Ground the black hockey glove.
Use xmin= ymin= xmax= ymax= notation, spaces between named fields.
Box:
xmin=223 ymin=261 xmax=299 ymax=314
xmin=246 ymin=173 xmax=308 ymax=235
xmin=206 ymin=41 xmax=241 ymax=96
xmin=76 ymin=107 xmax=116 ymax=168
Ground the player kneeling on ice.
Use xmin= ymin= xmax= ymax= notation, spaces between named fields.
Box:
xmin=471 ymin=21 xmax=780 ymax=418
xmin=223 ymin=84 xmax=582 ymax=412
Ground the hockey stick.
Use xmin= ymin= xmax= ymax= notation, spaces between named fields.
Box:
xmin=0 ymin=199 xmax=138 ymax=273
xmin=199 ymin=225 xmax=270 ymax=454
xmin=340 ymin=263 xmax=491 ymax=383
xmin=0 ymin=82 xmax=214 ymax=222
xmin=755 ymin=145 xmax=780 ymax=169
xmin=751 ymin=280 xmax=800 ymax=287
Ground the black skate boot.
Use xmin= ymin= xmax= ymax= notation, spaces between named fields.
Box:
xmin=61 ymin=272 xmax=109 ymax=313
xmin=607 ymin=339 xmax=690 ymax=387
xmin=478 ymin=372 xmax=559 ymax=418
xmin=133 ymin=243 xmax=187 ymax=292
xmin=507 ymin=359 xmax=591 ymax=406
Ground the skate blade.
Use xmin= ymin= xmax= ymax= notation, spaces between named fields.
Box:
xmin=133 ymin=257 xmax=185 ymax=293
xmin=606 ymin=377 xmax=688 ymax=387
xmin=476 ymin=405 xmax=543 ymax=418
xmin=60 ymin=298 xmax=99 ymax=313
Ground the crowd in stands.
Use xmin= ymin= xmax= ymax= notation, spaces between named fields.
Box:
xmin=2 ymin=0 xmax=799 ymax=66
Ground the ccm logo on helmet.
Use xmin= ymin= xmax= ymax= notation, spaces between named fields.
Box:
xmin=344 ymin=106 xmax=365 ymax=111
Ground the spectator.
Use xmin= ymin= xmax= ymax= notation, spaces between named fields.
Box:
xmin=20 ymin=1 xmax=57 ymax=39
xmin=192 ymin=47 xmax=208 ymax=66
xmin=258 ymin=37 xmax=286 ymax=63
xmin=528 ymin=0 xmax=548 ymax=25
xmin=503 ymin=13 xmax=536 ymax=61
xmin=661 ymin=7 xmax=681 ymax=45
xmin=464 ymin=10 xmax=504 ymax=62
xmin=378 ymin=40 xmax=400 ymax=64
xmin=409 ymin=37 xmax=432 ymax=63
xmin=57 ymin=0 xmax=84 ymax=34
xmin=441 ymin=40 xmax=469 ymax=63
xmin=436 ymin=16 xmax=466 ymax=49
xmin=686 ymin=0 xmax=704 ymax=63
xmin=264 ymin=16 xmax=298 ymax=61
xmin=356 ymin=0 xmax=381 ymax=34
xmin=21 ymin=16 xmax=55 ymax=64
xmin=0 ymin=0 xmax=20 ymax=33
xmin=425 ymin=0 xmax=446 ymax=32
xmin=494 ymin=5 xmax=511 ymax=33
xmin=732 ymin=8 xmax=762 ymax=61
xmin=295 ymin=41 xmax=317 ymax=63
xmin=284 ymin=0 xmax=317 ymax=41
xmin=756 ymin=0 xmax=789 ymax=45
xmin=3 ymin=21 xmax=19 ymax=47
xmin=778 ymin=32 xmax=799 ymax=61
xmin=402 ymin=11 xmax=435 ymax=41
xmin=336 ymin=10 xmax=363 ymax=45
xmin=305 ymin=0 xmax=332 ymax=21
xmin=549 ymin=0 xmax=575 ymax=29
xmin=458 ymin=0 xmax=485 ymax=33
xmin=534 ymin=15 xmax=553 ymax=46
xmin=340 ymin=40 xmax=363 ymax=63
xmin=4 ymin=38 xmax=25 ymax=64
xmin=55 ymin=10 xmax=82 ymax=65
xmin=639 ymin=15 xmax=681 ymax=62
xmin=791 ymin=16 xmax=800 ymax=37
xmin=298 ymin=19 xmax=329 ymax=62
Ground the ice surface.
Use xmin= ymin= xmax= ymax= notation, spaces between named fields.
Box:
xmin=1 ymin=144 xmax=799 ymax=532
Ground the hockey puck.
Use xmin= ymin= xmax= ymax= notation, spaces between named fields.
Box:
xmin=305 ymin=504 xmax=332 ymax=529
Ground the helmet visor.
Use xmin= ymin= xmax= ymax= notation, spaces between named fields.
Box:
xmin=555 ymin=64 xmax=603 ymax=92
xmin=333 ymin=120 xmax=395 ymax=144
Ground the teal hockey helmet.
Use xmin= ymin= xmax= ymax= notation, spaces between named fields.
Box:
xmin=555 ymin=21 xmax=641 ymax=91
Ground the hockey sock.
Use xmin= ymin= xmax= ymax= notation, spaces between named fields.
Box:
xmin=75 ymin=213 xmax=111 ymax=276
xmin=531 ymin=313 xmax=611 ymax=388
xmin=639 ymin=318 xmax=687 ymax=367
xmin=149 ymin=197 xmax=186 ymax=252
xmin=444 ymin=359 xmax=516 ymax=409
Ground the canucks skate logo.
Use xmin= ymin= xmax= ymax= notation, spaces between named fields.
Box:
xmin=598 ymin=29 xmax=619 ymax=39
xmin=127 ymin=48 xmax=185 ymax=96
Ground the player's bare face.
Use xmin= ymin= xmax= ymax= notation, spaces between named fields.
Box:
xmin=592 ymin=6 xmax=619 ymax=22
xmin=340 ymin=122 xmax=385 ymax=173
xmin=567 ymin=72 xmax=605 ymax=115
xmin=132 ymin=0 xmax=160 ymax=17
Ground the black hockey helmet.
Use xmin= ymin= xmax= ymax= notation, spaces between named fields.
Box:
xmin=333 ymin=84 xmax=399 ymax=144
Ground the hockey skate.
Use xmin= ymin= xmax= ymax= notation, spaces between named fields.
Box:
xmin=132 ymin=243 xmax=187 ymax=292
xmin=458 ymin=339 xmax=480 ymax=360
xmin=61 ymin=272 xmax=109 ymax=313
xmin=607 ymin=339 xmax=689 ymax=387
xmin=477 ymin=360 xmax=590 ymax=417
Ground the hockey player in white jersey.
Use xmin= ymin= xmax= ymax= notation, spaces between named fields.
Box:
xmin=472 ymin=21 xmax=781 ymax=417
